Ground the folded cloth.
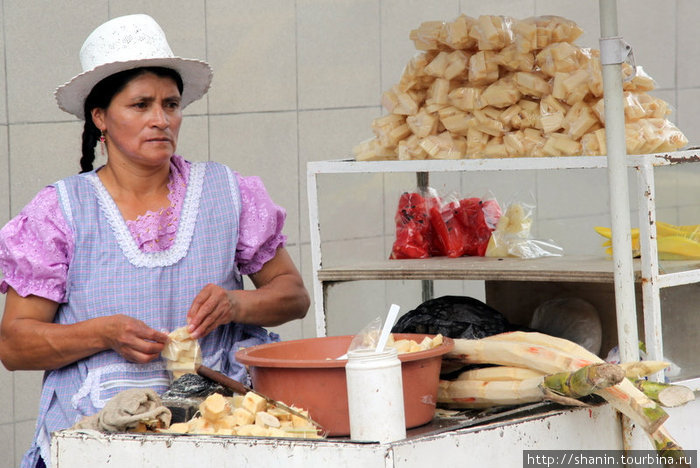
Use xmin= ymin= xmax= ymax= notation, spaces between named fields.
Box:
xmin=72 ymin=388 xmax=172 ymax=432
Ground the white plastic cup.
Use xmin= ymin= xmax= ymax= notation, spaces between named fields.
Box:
xmin=345 ymin=347 xmax=406 ymax=443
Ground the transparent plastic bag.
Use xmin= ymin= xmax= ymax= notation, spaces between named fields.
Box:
xmin=161 ymin=326 xmax=202 ymax=380
xmin=485 ymin=193 xmax=563 ymax=258
xmin=347 ymin=316 xmax=383 ymax=353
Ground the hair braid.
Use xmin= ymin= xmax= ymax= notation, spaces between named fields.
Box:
xmin=80 ymin=112 xmax=100 ymax=173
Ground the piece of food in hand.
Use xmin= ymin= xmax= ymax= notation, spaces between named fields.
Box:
xmin=161 ymin=326 xmax=202 ymax=379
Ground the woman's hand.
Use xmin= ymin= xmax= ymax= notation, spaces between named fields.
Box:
xmin=186 ymin=284 xmax=239 ymax=339
xmin=103 ymin=314 xmax=169 ymax=363
xmin=0 ymin=288 xmax=167 ymax=371
xmin=185 ymin=247 xmax=309 ymax=340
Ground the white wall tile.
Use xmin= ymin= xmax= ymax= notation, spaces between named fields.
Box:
xmin=653 ymin=165 xmax=681 ymax=211
xmin=677 ymin=0 xmax=700 ymax=89
xmin=176 ymin=115 xmax=209 ymax=162
xmin=297 ymin=0 xmax=381 ymax=109
xmin=206 ymin=0 xmax=297 ymax=114
xmin=0 ymin=126 xmax=8 ymax=224
xmin=0 ymin=15 xmax=6 ymax=126
xmin=298 ymin=107 xmax=382 ymax=243
xmin=4 ymin=1 xmax=108 ymax=123
xmin=675 ymin=88 xmax=700 ymax=147
xmin=13 ymin=371 xmax=42 ymax=421
xmin=324 ymin=278 xmax=387 ymax=336
xmin=14 ymin=420 xmax=36 ymax=468
xmin=618 ymin=0 xmax=675 ymax=90
xmin=9 ymin=122 xmax=82 ymax=215
xmin=209 ymin=112 xmax=300 ymax=245
xmin=536 ymin=168 xmax=610 ymax=219
xmin=461 ymin=0 xmax=535 ymax=19
xmin=0 ymin=424 xmax=14 ymax=468
xmin=538 ymin=213 xmax=613 ymax=256
xmin=0 ymin=366 xmax=12 ymax=425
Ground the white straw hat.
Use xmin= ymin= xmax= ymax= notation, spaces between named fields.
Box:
xmin=55 ymin=14 xmax=213 ymax=119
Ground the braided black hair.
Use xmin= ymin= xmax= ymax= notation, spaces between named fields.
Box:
xmin=80 ymin=67 xmax=184 ymax=173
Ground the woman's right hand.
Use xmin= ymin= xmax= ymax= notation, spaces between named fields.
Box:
xmin=103 ymin=314 xmax=169 ymax=363
xmin=0 ymin=288 xmax=170 ymax=371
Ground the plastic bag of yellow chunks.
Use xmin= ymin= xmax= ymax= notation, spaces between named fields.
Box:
xmin=159 ymin=392 xmax=323 ymax=439
xmin=161 ymin=327 xmax=202 ymax=380
xmin=485 ymin=198 xmax=563 ymax=258
xmin=595 ymin=222 xmax=700 ymax=260
xmin=385 ymin=333 xmax=444 ymax=354
xmin=346 ymin=315 xmax=445 ymax=354
xmin=355 ymin=14 xmax=687 ymax=161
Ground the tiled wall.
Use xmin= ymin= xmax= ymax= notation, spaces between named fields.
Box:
xmin=1 ymin=1 xmax=699 ymax=466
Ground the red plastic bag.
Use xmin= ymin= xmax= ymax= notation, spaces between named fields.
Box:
xmin=390 ymin=189 xmax=501 ymax=259
xmin=429 ymin=198 xmax=469 ymax=258
xmin=454 ymin=197 xmax=502 ymax=256
xmin=390 ymin=192 xmax=435 ymax=259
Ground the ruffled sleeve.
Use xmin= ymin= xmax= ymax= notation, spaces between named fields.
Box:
xmin=235 ymin=173 xmax=287 ymax=275
xmin=0 ymin=186 xmax=73 ymax=302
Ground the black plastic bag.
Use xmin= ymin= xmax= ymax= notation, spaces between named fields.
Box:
xmin=392 ymin=295 xmax=520 ymax=339
xmin=161 ymin=373 xmax=231 ymax=399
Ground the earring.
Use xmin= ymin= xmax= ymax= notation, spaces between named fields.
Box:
xmin=99 ymin=131 xmax=106 ymax=155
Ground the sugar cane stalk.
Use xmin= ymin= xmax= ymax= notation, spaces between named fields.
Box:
xmin=632 ymin=380 xmax=696 ymax=408
xmin=649 ymin=426 xmax=691 ymax=467
xmin=439 ymin=364 xmax=626 ymax=409
xmin=620 ymin=361 xmax=670 ymax=379
xmin=542 ymin=363 xmax=625 ymax=398
xmin=448 ymin=334 xmax=669 ymax=434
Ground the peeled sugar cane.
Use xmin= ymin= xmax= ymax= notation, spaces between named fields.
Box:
xmin=355 ymin=14 xmax=687 ymax=161
xmin=159 ymin=392 xmax=323 ymax=439
xmin=445 ymin=331 xmax=689 ymax=454
xmin=439 ymin=363 xmax=624 ymax=408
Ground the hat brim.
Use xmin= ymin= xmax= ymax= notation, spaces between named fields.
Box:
xmin=55 ymin=57 xmax=213 ymax=119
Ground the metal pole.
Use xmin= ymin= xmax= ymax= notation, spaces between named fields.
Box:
xmin=599 ymin=0 xmax=642 ymax=454
xmin=598 ymin=0 xmax=640 ymax=365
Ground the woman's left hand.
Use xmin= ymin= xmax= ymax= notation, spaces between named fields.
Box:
xmin=185 ymin=247 xmax=309 ymax=339
xmin=186 ymin=283 xmax=239 ymax=339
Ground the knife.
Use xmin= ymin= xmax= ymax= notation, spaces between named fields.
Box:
xmin=195 ymin=364 xmax=326 ymax=435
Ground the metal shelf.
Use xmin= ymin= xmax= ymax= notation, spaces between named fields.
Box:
xmin=306 ymin=151 xmax=700 ymax=388
xmin=307 ymin=149 xmax=700 ymax=175
xmin=316 ymin=255 xmax=700 ymax=284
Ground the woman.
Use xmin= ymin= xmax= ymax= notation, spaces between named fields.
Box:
xmin=0 ymin=14 xmax=309 ymax=468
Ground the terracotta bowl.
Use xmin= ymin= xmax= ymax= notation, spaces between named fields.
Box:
xmin=235 ymin=334 xmax=454 ymax=437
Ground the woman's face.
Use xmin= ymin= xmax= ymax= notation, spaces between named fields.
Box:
xmin=92 ymin=72 xmax=183 ymax=168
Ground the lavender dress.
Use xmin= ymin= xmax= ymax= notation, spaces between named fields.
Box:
xmin=0 ymin=156 xmax=287 ymax=468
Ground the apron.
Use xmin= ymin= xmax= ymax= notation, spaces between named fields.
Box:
xmin=22 ymin=160 xmax=278 ymax=468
